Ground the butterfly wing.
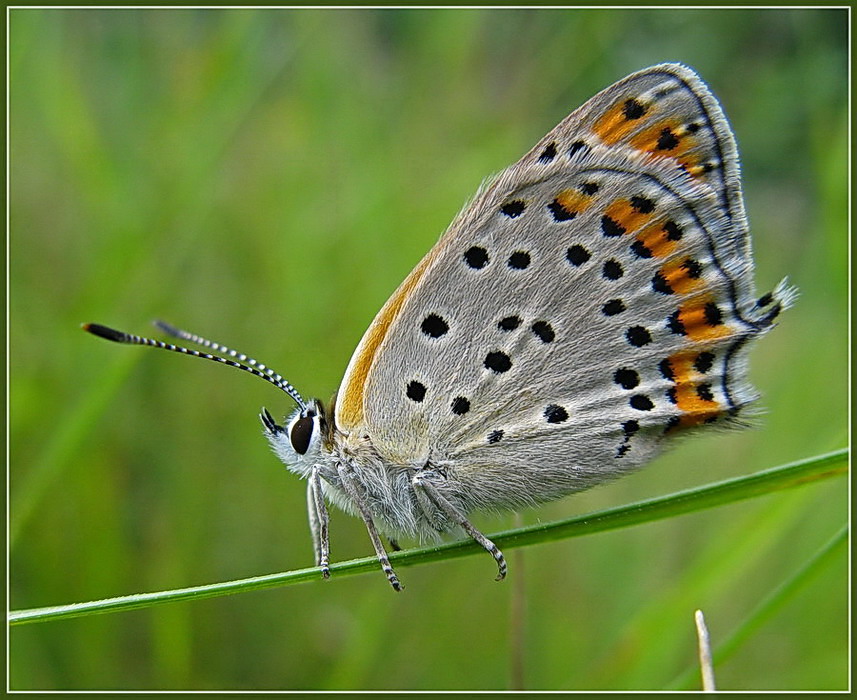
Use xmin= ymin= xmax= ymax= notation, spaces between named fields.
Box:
xmin=335 ymin=63 xmax=792 ymax=506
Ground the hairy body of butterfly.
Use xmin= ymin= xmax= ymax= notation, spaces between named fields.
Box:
xmin=85 ymin=63 xmax=795 ymax=591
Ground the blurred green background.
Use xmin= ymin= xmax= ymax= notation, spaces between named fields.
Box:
xmin=9 ymin=7 xmax=848 ymax=691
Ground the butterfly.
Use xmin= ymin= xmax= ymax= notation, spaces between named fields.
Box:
xmin=85 ymin=63 xmax=794 ymax=590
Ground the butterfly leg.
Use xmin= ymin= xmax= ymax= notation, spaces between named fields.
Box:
xmin=307 ymin=469 xmax=330 ymax=579
xmin=412 ymin=475 xmax=507 ymax=581
xmin=336 ymin=464 xmax=403 ymax=591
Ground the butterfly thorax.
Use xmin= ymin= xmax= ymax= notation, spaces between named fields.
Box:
xmin=266 ymin=400 xmax=465 ymax=539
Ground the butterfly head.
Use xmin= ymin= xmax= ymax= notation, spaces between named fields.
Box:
xmin=261 ymin=399 xmax=332 ymax=476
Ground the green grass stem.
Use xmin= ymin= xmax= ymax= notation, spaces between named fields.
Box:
xmin=10 ymin=448 xmax=846 ymax=626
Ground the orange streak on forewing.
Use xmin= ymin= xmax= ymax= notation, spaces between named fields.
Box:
xmin=336 ymin=247 xmax=440 ymax=432
xmin=604 ymin=199 xmax=656 ymax=234
xmin=554 ymin=188 xmax=595 ymax=215
xmin=592 ymin=100 xmax=646 ymax=145
xmin=628 ymin=119 xmax=696 ymax=159
xmin=636 ymin=220 xmax=678 ymax=258
xmin=680 ymin=159 xmax=706 ymax=178
xmin=659 ymin=258 xmax=704 ymax=295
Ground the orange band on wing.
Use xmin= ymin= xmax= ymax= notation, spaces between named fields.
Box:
xmin=336 ymin=247 xmax=441 ymax=432
xmin=666 ymin=351 xmax=724 ymax=428
xmin=676 ymin=298 xmax=730 ymax=342
xmin=629 ymin=120 xmax=696 ymax=159
xmin=659 ymin=257 xmax=705 ymax=295
xmin=554 ymin=188 xmax=595 ymax=216
xmin=592 ymin=97 xmax=653 ymax=145
xmin=681 ymin=159 xmax=708 ymax=178
xmin=603 ymin=198 xmax=656 ymax=234
xmin=635 ymin=219 xmax=680 ymax=258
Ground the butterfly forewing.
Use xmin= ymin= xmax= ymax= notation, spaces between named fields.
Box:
xmin=532 ymin=65 xmax=748 ymax=225
xmin=336 ymin=63 xmax=787 ymax=506
xmin=525 ymin=64 xmax=756 ymax=300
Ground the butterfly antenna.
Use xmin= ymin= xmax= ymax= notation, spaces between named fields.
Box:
xmin=82 ymin=322 xmax=307 ymax=411
xmin=154 ymin=319 xmax=283 ymax=380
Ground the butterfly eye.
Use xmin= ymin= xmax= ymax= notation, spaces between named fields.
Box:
xmin=289 ymin=415 xmax=316 ymax=455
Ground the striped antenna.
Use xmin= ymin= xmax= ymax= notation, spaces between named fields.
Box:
xmin=82 ymin=321 xmax=307 ymax=411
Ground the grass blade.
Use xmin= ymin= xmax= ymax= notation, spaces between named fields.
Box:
xmin=667 ymin=523 xmax=848 ymax=690
xmin=9 ymin=448 xmax=847 ymax=626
